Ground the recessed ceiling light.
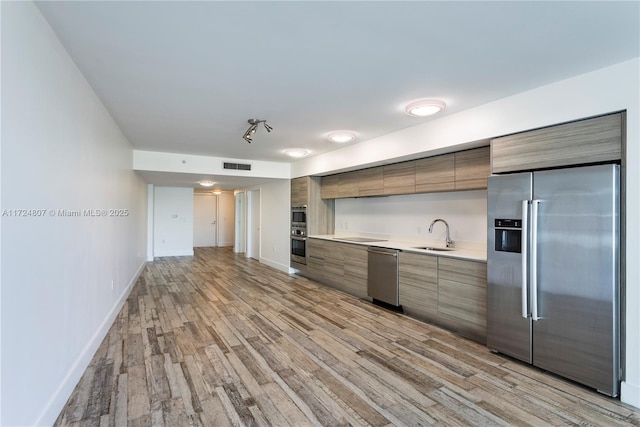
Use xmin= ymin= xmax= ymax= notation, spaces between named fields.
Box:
xmin=327 ymin=131 xmax=356 ymax=143
xmin=283 ymin=149 xmax=310 ymax=158
xmin=404 ymin=99 xmax=446 ymax=117
xmin=199 ymin=180 xmax=215 ymax=187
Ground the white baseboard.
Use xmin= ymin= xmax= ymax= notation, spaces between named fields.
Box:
xmin=34 ymin=261 xmax=146 ymax=426
xmin=259 ymin=256 xmax=290 ymax=274
xmin=621 ymin=381 xmax=640 ymax=409
xmin=217 ymin=241 xmax=234 ymax=247
xmin=153 ymin=249 xmax=194 ymax=257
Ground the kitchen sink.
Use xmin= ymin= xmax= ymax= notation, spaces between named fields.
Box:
xmin=413 ymin=246 xmax=455 ymax=251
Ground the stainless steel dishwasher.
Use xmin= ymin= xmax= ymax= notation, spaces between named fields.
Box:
xmin=367 ymin=247 xmax=400 ymax=307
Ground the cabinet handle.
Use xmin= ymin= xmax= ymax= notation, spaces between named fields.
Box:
xmin=521 ymin=200 xmax=529 ymax=319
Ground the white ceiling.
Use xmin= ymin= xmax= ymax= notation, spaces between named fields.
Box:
xmin=36 ymin=1 xmax=639 ymax=182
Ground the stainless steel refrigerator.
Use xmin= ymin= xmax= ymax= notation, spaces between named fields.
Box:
xmin=487 ymin=163 xmax=620 ymax=396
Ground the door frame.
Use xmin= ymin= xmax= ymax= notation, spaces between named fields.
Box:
xmin=246 ymin=188 xmax=261 ymax=260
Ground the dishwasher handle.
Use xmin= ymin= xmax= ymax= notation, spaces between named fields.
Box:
xmin=367 ymin=248 xmax=398 ymax=256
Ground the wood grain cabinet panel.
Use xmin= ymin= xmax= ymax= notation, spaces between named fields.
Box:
xmin=415 ymin=154 xmax=455 ymax=193
xmin=383 ymin=161 xmax=415 ymax=195
xmin=324 ymin=242 xmax=345 ymax=286
xmin=341 ymin=243 xmax=368 ymax=298
xmin=437 ymin=257 xmax=487 ymax=341
xmin=320 ymin=175 xmax=338 ymax=200
xmin=337 ymin=172 xmax=359 ymax=199
xmin=399 ymin=252 xmax=438 ymax=319
xmin=455 ymin=147 xmax=490 ymax=190
xmin=358 ymin=167 xmax=384 ymax=197
xmin=491 ymin=112 xmax=623 ymax=173
xmin=306 ymin=238 xmax=329 ymax=282
xmin=291 ymin=177 xmax=308 ymax=206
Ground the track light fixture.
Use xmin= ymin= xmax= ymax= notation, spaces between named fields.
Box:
xmin=242 ymin=119 xmax=273 ymax=143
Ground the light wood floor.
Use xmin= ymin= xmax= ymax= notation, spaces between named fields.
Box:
xmin=55 ymin=247 xmax=640 ymax=426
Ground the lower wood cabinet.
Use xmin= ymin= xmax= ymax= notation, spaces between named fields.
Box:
xmin=342 ymin=244 xmax=368 ymax=299
xmin=303 ymin=239 xmax=367 ymax=299
xmin=306 ymin=238 xmax=329 ymax=283
xmin=398 ymin=252 xmax=487 ymax=343
xmin=305 ymin=240 xmax=487 ymax=344
xmin=437 ymin=257 xmax=487 ymax=342
xmin=399 ymin=252 xmax=438 ymax=317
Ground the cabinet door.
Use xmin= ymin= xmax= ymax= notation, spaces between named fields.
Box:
xmin=491 ymin=112 xmax=623 ymax=173
xmin=323 ymin=241 xmax=345 ymax=286
xmin=438 ymin=258 xmax=487 ymax=341
xmin=383 ymin=161 xmax=415 ymax=195
xmin=306 ymin=238 xmax=328 ymax=282
xmin=358 ymin=167 xmax=384 ymax=197
xmin=337 ymin=172 xmax=359 ymax=198
xmin=320 ymin=175 xmax=338 ymax=200
xmin=342 ymin=243 xmax=368 ymax=298
xmin=415 ymin=154 xmax=455 ymax=193
xmin=399 ymin=252 xmax=438 ymax=318
xmin=455 ymin=146 xmax=490 ymax=190
xmin=291 ymin=177 xmax=308 ymax=206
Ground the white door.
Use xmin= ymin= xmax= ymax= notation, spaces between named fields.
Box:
xmin=247 ymin=190 xmax=260 ymax=260
xmin=193 ymin=193 xmax=217 ymax=247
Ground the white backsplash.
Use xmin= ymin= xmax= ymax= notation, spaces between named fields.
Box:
xmin=334 ymin=190 xmax=488 ymax=250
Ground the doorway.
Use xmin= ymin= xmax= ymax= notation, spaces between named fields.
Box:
xmin=193 ymin=193 xmax=217 ymax=247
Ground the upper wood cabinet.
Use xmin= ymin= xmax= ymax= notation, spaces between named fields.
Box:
xmin=383 ymin=161 xmax=415 ymax=195
xmin=415 ymin=153 xmax=455 ymax=193
xmin=320 ymin=175 xmax=338 ymax=200
xmin=491 ymin=112 xmax=623 ymax=173
xmin=454 ymin=146 xmax=490 ymax=190
xmin=319 ymin=145 xmax=490 ymax=199
xmin=291 ymin=176 xmax=335 ymax=235
xmin=337 ymin=172 xmax=359 ymax=198
xmin=358 ymin=167 xmax=384 ymax=197
xmin=291 ymin=176 xmax=308 ymax=206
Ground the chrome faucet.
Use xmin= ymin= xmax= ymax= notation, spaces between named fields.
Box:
xmin=429 ymin=219 xmax=455 ymax=248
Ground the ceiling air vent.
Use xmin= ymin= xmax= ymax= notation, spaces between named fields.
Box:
xmin=223 ymin=162 xmax=251 ymax=171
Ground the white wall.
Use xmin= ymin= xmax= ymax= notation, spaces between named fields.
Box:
xmin=292 ymin=58 xmax=640 ymax=408
xmin=218 ymin=191 xmax=235 ymax=247
xmin=255 ymin=180 xmax=291 ymax=272
xmin=335 ymin=190 xmax=487 ymax=248
xmin=153 ymin=187 xmax=194 ymax=257
xmin=1 ymin=2 xmax=148 ymax=425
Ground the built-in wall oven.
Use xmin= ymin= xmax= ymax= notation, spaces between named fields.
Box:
xmin=291 ymin=235 xmax=306 ymax=265
xmin=291 ymin=206 xmax=308 ymax=265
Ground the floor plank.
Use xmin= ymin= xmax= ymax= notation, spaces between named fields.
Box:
xmin=55 ymin=247 xmax=640 ymax=426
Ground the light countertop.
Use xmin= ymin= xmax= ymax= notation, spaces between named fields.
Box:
xmin=308 ymin=234 xmax=487 ymax=262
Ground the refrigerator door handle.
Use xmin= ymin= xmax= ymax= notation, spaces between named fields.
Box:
xmin=521 ymin=200 xmax=529 ymax=319
xmin=531 ymin=199 xmax=540 ymax=321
